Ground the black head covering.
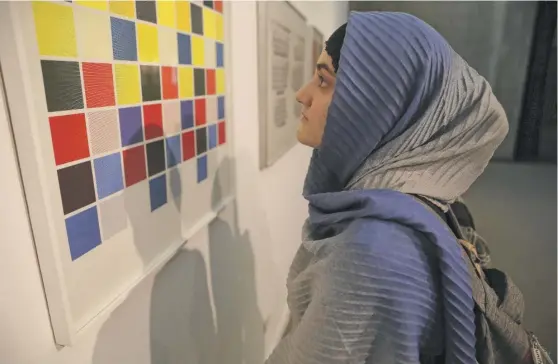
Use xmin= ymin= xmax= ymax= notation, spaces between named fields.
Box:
xmin=324 ymin=23 xmax=347 ymax=73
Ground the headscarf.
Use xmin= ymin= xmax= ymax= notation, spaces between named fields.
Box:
xmin=303 ymin=12 xmax=508 ymax=203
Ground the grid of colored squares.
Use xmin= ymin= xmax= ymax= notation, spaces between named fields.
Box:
xmin=40 ymin=60 xmax=224 ymax=118
xmin=37 ymin=58 xmax=226 ymax=112
xmin=32 ymin=0 xmax=227 ymax=261
xmin=32 ymin=1 xmax=224 ymax=64
xmin=53 ymin=112 xmax=227 ymax=213
xmin=51 ymin=105 xmax=226 ymax=261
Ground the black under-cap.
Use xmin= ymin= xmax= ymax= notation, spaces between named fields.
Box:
xmin=324 ymin=22 xmax=347 ymax=73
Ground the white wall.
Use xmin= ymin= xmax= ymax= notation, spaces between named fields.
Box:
xmin=0 ymin=2 xmax=347 ymax=364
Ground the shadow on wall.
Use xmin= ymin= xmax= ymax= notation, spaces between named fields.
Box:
xmin=208 ymin=156 xmax=266 ymax=364
xmin=92 ymin=124 xmax=264 ymax=363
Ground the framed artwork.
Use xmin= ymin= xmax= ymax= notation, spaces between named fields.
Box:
xmin=0 ymin=0 xmax=232 ymax=346
xmin=257 ymin=1 xmax=308 ymax=169
xmin=311 ymin=26 xmax=324 ymax=69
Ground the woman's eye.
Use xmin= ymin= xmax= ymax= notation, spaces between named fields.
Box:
xmin=318 ymin=75 xmax=327 ymax=87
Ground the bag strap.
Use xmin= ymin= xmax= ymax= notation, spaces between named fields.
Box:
xmin=411 ymin=195 xmax=465 ymax=239
xmin=411 ymin=195 xmax=487 ymax=311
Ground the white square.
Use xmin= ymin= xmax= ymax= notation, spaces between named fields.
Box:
xmin=99 ymin=193 xmax=128 ymax=241
xmin=206 ymin=96 xmax=217 ymax=124
xmin=74 ymin=7 xmax=113 ymax=62
xmin=205 ymin=38 xmax=216 ymax=69
xmin=163 ymin=101 xmax=181 ymax=136
xmin=87 ymin=109 xmax=120 ymax=155
xmin=159 ymin=27 xmax=178 ymax=66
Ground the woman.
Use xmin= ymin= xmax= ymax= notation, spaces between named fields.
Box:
xmin=266 ymin=11 xmax=508 ymax=364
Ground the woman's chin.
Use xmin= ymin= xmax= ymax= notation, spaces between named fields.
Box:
xmin=296 ymin=129 xmax=312 ymax=148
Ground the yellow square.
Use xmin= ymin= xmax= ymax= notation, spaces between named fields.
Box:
xmin=32 ymin=2 xmax=77 ymax=57
xmin=159 ymin=27 xmax=178 ymax=65
xmin=109 ymin=0 xmax=135 ymax=18
xmin=75 ymin=0 xmax=109 ymax=11
xmin=176 ymin=1 xmax=191 ymax=33
xmin=191 ymin=36 xmax=205 ymax=66
xmin=216 ymin=69 xmax=225 ymax=94
xmin=74 ymin=7 xmax=112 ymax=61
xmin=216 ymin=13 xmax=224 ymax=42
xmin=137 ymin=23 xmax=159 ymax=63
xmin=157 ymin=0 xmax=176 ymax=28
xmin=178 ymin=67 xmax=193 ymax=98
xmin=115 ymin=64 xmax=141 ymax=105
xmin=203 ymin=8 xmax=216 ymax=39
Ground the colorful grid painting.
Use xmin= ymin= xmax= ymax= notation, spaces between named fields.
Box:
xmin=32 ymin=0 xmax=226 ymax=261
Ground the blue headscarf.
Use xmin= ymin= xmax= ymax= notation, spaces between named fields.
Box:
xmin=304 ymin=12 xmax=451 ymax=196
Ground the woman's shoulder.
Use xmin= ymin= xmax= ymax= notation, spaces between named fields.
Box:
xmin=304 ymin=217 xmax=442 ymax=331
xmin=311 ymin=216 xmax=440 ymax=294
xmin=342 ymin=216 xmax=437 ymax=263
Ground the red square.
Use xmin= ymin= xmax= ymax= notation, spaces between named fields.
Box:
xmin=195 ymin=99 xmax=206 ymax=126
xmin=215 ymin=0 xmax=223 ymax=13
xmin=82 ymin=62 xmax=115 ymax=108
xmin=123 ymin=145 xmax=146 ymax=187
xmin=49 ymin=113 xmax=90 ymax=166
xmin=143 ymin=104 xmax=163 ymax=140
xmin=162 ymin=66 xmax=178 ymax=100
xmin=218 ymin=120 xmax=226 ymax=145
xmin=182 ymin=131 xmax=195 ymax=161
xmin=206 ymin=69 xmax=216 ymax=95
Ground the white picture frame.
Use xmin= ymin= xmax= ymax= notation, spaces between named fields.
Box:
xmin=0 ymin=0 xmax=234 ymax=346
xmin=257 ymin=1 xmax=308 ymax=169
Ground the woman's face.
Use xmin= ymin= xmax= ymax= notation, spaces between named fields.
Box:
xmin=295 ymin=50 xmax=336 ymax=148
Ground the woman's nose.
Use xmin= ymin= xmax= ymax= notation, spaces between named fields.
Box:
xmin=295 ymin=82 xmax=312 ymax=106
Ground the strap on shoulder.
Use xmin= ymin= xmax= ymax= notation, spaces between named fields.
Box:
xmin=411 ymin=194 xmax=487 ymax=312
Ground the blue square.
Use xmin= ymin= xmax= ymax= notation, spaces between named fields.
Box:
xmin=166 ymin=135 xmax=181 ymax=168
xmin=181 ymin=100 xmax=194 ymax=129
xmin=94 ymin=152 xmax=124 ymax=199
xmin=197 ymin=155 xmax=207 ymax=183
xmin=217 ymin=96 xmax=225 ymax=120
xmin=216 ymin=42 xmax=224 ymax=67
xmin=65 ymin=206 xmax=102 ymax=261
xmin=111 ymin=17 xmax=138 ymax=61
xmin=149 ymin=174 xmax=167 ymax=211
xmin=119 ymin=107 xmax=143 ymax=146
xmin=208 ymin=124 xmax=217 ymax=149
xmin=178 ymin=33 xmax=192 ymax=65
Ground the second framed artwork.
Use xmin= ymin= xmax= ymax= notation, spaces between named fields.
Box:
xmin=257 ymin=1 xmax=309 ymax=169
xmin=311 ymin=26 xmax=324 ymax=71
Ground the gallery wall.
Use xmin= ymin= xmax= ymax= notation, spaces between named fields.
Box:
xmin=0 ymin=1 xmax=347 ymax=364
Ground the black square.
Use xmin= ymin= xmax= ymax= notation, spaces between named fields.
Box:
xmin=191 ymin=3 xmax=203 ymax=35
xmin=136 ymin=1 xmax=157 ymax=24
xmin=58 ymin=161 xmax=96 ymax=215
xmin=196 ymin=127 xmax=207 ymax=155
xmin=140 ymin=65 xmax=161 ymax=102
xmin=41 ymin=60 xmax=84 ymax=112
xmin=146 ymin=140 xmax=166 ymax=176
xmin=204 ymin=1 xmax=213 ymax=9
xmin=194 ymin=68 xmax=205 ymax=96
